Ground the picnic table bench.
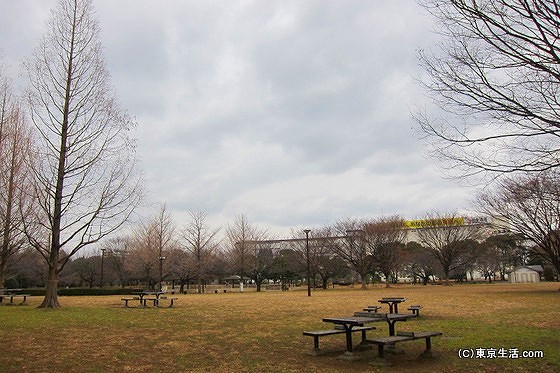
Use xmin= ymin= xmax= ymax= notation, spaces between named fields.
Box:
xmin=121 ymin=295 xmax=178 ymax=308
xmin=362 ymin=305 xmax=382 ymax=313
xmin=303 ymin=326 xmax=375 ymax=356
xmin=121 ymin=297 xmax=142 ymax=307
xmin=0 ymin=293 xmax=30 ymax=305
xmin=366 ymin=330 xmax=442 ymax=364
xmin=146 ymin=296 xmax=178 ymax=308
xmin=407 ymin=305 xmax=422 ymax=316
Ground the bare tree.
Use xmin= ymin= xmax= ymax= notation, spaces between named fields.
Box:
xmin=70 ymin=255 xmax=99 ymax=288
xmin=332 ymin=219 xmax=372 ymax=289
xmin=131 ymin=204 xmax=176 ymax=291
xmin=414 ymin=212 xmax=483 ymax=285
xmin=483 ymin=233 xmax=526 ymax=281
xmin=300 ymin=227 xmax=344 ymax=290
xmin=22 ymin=0 xmax=142 ymax=308
xmin=166 ymin=247 xmax=194 ymax=294
xmin=246 ymin=243 xmax=276 ymax=292
xmin=403 ymin=241 xmax=438 ymax=285
xmin=129 ymin=223 xmax=161 ymax=291
xmin=9 ymin=248 xmax=47 ymax=288
xmin=364 ymin=216 xmax=407 ymax=288
xmin=478 ymin=171 xmax=560 ymax=278
xmin=181 ymin=210 xmax=220 ymax=293
xmin=0 ymin=65 xmax=34 ymax=288
xmin=416 ymin=0 xmax=560 ymax=177
xmin=100 ymin=236 xmax=132 ymax=288
xmin=226 ymin=214 xmax=267 ymax=282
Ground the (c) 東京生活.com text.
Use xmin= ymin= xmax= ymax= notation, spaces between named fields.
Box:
xmin=458 ymin=347 xmax=544 ymax=359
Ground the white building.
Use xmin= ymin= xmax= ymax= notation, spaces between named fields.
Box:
xmin=508 ymin=265 xmax=544 ymax=283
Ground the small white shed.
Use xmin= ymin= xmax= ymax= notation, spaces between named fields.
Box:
xmin=508 ymin=265 xmax=544 ymax=283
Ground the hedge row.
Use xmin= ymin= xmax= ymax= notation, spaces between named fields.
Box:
xmin=21 ymin=288 xmax=145 ymax=296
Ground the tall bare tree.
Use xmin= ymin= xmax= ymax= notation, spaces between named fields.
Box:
xmin=226 ymin=214 xmax=267 ymax=282
xmin=131 ymin=204 xmax=176 ymax=291
xmin=478 ymin=171 xmax=560 ymax=278
xmin=23 ymin=0 xmax=142 ymax=308
xmin=181 ymin=210 xmax=220 ymax=293
xmin=0 ymin=62 xmax=35 ymax=289
xmin=416 ymin=0 xmax=560 ymax=177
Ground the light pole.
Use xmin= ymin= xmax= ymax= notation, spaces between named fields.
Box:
xmin=304 ymin=229 xmax=311 ymax=297
xmin=100 ymin=248 xmax=106 ymax=288
xmin=158 ymin=256 xmax=166 ymax=292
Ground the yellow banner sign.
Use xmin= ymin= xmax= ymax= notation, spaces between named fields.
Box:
xmin=404 ymin=218 xmax=465 ymax=229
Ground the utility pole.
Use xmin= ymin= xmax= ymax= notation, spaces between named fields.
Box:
xmin=304 ymin=229 xmax=311 ymax=297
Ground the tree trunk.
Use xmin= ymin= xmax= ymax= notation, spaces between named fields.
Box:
xmin=39 ymin=266 xmax=61 ymax=308
xmin=0 ymin=127 xmax=17 ymax=290
xmin=0 ymin=258 xmax=6 ymax=288
xmin=360 ymin=273 xmax=367 ymax=289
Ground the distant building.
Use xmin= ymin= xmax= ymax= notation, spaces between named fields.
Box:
xmin=508 ymin=265 xmax=544 ymax=283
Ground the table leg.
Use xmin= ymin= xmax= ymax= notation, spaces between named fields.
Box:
xmin=344 ymin=327 xmax=354 ymax=353
xmin=420 ymin=337 xmax=434 ymax=358
xmin=337 ymin=326 xmax=362 ymax=361
xmin=394 ymin=303 xmax=399 ymax=314
xmin=388 ymin=320 xmax=396 ymax=336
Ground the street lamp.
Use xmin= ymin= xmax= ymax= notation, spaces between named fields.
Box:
xmin=158 ymin=256 xmax=166 ymax=292
xmin=304 ymin=229 xmax=311 ymax=297
xmin=100 ymin=248 xmax=106 ymax=288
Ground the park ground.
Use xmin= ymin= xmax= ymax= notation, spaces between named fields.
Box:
xmin=0 ymin=282 xmax=559 ymax=372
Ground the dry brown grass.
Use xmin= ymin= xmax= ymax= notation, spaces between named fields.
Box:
xmin=0 ymin=282 xmax=559 ymax=372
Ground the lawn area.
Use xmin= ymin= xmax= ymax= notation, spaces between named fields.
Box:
xmin=0 ymin=282 xmax=559 ymax=372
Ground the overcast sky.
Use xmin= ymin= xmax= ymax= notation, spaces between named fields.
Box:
xmin=0 ymin=0 xmax=476 ymax=237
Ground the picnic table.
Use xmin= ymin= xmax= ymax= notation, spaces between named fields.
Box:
xmin=122 ymin=291 xmax=165 ymax=307
xmin=321 ymin=316 xmax=379 ymax=360
xmin=378 ymin=297 xmax=406 ymax=314
xmin=306 ymin=303 xmax=440 ymax=366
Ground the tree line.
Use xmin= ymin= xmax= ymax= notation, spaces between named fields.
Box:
xmin=3 ymin=207 xmax=555 ymax=293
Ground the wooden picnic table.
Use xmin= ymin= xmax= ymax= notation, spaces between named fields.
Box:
xmin=123 ymin=291 xmax=171 ymax=307
xmin=322 ymin=316 xmax=380 ymax=360
xmin=378 ymin=297 xmax=406 ymax=314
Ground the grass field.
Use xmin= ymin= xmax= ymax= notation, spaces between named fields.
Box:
xmin=1 ymin=282 xmax=559 ymax=372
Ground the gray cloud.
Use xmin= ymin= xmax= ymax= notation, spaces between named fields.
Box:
xmin=1 ymin=0 xmax=472 ymax=235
